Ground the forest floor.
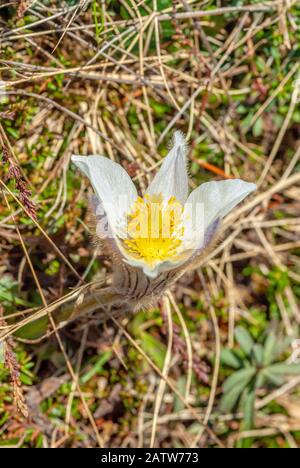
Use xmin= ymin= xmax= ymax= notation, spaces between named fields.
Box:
xmin=0 ymin=0 xmax=300 ymax=448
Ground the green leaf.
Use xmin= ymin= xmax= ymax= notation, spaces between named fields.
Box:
xmin=81 ymin=351 xmax=112 ymax=384
xmin=262 ymin=369 xmax=285 ymax=386
xmin=6 ymin=127 xmax=19 ymax=139
xmin=15 ymin=316 xmax=49 ymax=340
xmin=253 ymin=117 xmax=263 ymax=137
xmin=223 ymin=367 xmax=256 ymax=394
xmin=221 ymin=349 xmax=242 ymax=369
xmin=255 ymin=371 xmax=266 ymax=389
xmin=242 ymin=389 xmax=256 ymax=431
xmin=263 ymin=332 xmax=278 ymax=366
xmin=0 ymin=276 xmax=33 ymax=307
xmin=92 ymin=0 xmax=104 ymax=43
xmin=150 ymin=100 xmax=171 ymax=117
xmin=267 ymin=363 xmax=300 ymax=376
xmin=174 ymin=376 xmax=187 ymax=413
xmin=220 ymin=387 xmax=242 ymax=413
xmin=237 ymin=388 xmax=256 ymax=448
xmin=140 ymin=332 xmax=167 ymax=370
xmin=235 ymin=327 xmax=254 ymax=356
xmin=157 ymin=0 xmax=172 ymax=10
xmin=252 ymin=344 xmax=264 ymax=366
xmin=220 ymin=376 xmax=253 ymax=413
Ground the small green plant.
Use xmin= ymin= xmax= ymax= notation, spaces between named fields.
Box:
xmin=0 ymin=276 xmax=32 ymax=309
xmin=92 ymin=0 xmax=105 ymax=43
xmin=220 ymin=327 xmax=300 ymax=447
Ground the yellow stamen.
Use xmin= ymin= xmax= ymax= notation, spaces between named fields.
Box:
xmin=123 ymin=194 xmax=184 ymax=265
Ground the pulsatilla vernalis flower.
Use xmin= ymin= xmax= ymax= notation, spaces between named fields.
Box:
xmin=72 ymin=132 xmax=256 ymax=279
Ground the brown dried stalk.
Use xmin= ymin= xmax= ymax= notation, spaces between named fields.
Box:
xmin=10 ymin=0 xmax=28 ymax=18
xmin=0 ymin=111 xmax=16 ymax=121
xmin=161 ymin=303 xmax=210 ymax=384
xmin=0 ymin=306 xmax=28 ymax=418
xmin=17 ymin=1 xmax=27 ymax=18
xmin=1 ymin=143 xmax=37 ymax=219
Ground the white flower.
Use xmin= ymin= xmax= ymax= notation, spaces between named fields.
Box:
xmin=72 ymin=132 xmax=256 ymax=279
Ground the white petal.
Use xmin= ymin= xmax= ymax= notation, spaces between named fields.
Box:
xmin=146 ymin=131 xmax=189 ymax=204
xmin=89 ymin=195 xmax=126 ymax=261
xmin=127 ymin=259 xmax=161 ymax=279
xmin=72 ymin=155 xmax=137 ymax=233
xmin=186 ymin=179 xmax=256 ymax=234
xmin=124 ymin=256 xmax=182 ymax=279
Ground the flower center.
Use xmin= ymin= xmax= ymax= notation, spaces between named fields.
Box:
xmin=123 ymin=194 xmax=184 ymax=265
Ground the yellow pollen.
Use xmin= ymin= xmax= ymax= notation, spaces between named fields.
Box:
xmin=124 ymin=194 xmax=184 ymax=265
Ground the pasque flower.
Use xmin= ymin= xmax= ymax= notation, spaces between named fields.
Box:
xmin=72 ymin=132 xmax=256 ymax=280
